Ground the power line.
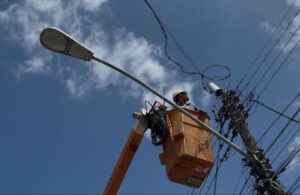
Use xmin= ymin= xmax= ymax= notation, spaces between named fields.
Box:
xmin=238 ymin=174 xmax=252 ymax=195
xmin=257 ymin=38 xmax=300 ymax=98
xmin=252 ymin=23 xmax=300 ymax=94
xmin=213 ymin=144 xmax=221 ymax=195
xmin=233 ymin=170 xmax=244 ymax=194
xmin=288 ymin=175 xmax=300 ymax=194
xmin=275 ymin=144 xmax=300 ymax=176
xmin=257 ymin=92 xmax=300 ymax=144
xmin=264 ymin=108 xmax=300 ymax=155
xmin=145 ymin=1 xmax=298 ymax=193
xmin=204 ymin=160 xmax=221 ymax=195
xmin=144 ymin=0 xmax=231 ymax=88
xmin=196 ymin=168 xmax=210 ymax=195
xmin=236 ymin=0 xmax=297 ymax=90
xmin=242 ymin=7 xmax=300 ymax=91
xmin=242 ymin=36 xmax=300 ymax=113
xmin=200 ymin=137 xmax=222 ymax=194
xmin=253 ymin=99 xmax=300 ymax=125
xmin=273 ymin=128 xmax=300 ymax=170
xmin=270 ymin=124 xmax=298 ymax=164
xmin=195 ymin=120 xmax=232 ymax=195
xmin=196 ymin=125 xmax=223 ymax=195
xmin=144 ymin=0 xmax=204 ymax=76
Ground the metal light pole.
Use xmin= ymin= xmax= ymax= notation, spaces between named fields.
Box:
xmin=40 ymin=27 xmax=247 ymax=157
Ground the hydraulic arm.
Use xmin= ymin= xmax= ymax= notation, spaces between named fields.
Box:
xmin=103 ymin=112 xmax=148 ymax=195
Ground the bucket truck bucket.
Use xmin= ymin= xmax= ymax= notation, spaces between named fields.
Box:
xmin=159 ymin=108 xmax=214 ymax=188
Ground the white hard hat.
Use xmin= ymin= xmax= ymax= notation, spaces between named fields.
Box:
xmin=172 ymin=89 xmax=187 ymax=102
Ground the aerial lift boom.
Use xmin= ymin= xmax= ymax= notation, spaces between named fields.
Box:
xmin=103 ymin=103 xmax=215 ymax=194
xmin=103 ymin=112 xmax=148 ymax=195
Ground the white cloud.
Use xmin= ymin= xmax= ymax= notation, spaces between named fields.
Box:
xmin=67 ymin=79 xmax=81 ymax=97
xmin=287 ymin=136 xmax=300 ymax=169
xmin=80 ymin=0 xmax=107 ymax=11
xmin=293 ymin=100 xmax=300 ymax=107
xmin=199 ymin=90 xmax=212 ymax=108
xmin=287 ymin=0 xmax=300 ymax=8
xmin=66 ymin=73 xmax=95 ymax=98
xmin=26 ymin=0 xmax=62 ymax=12
xmin=144 ymin=129 xmax=152 ymax=142
xmin=0 ymin=0 xmax=199 ymax=105
xmin=262 ymin=18 xmax=300 ymax=53
xmin=260 ymin=1 xmax=300 ymax=74
xmin=261 ymin=21 xmax=275 ymax=35
xmin=19 ymin=56 xmax=51 ymax=74
xmin=281 ymin=1 xmax=300 ymax=52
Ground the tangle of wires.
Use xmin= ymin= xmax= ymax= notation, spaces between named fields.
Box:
xmin=192 ymin=97 xmax=244 ymax=194
xmin=144 ymin=0 xmax=232 ymax=91
xmin=143 ymin=1 xmax=300 ymax=194
xmin=144 ymin=100 xmax=168 ymax=146
xmin=212 ymin=105 xmax=240 ymax=163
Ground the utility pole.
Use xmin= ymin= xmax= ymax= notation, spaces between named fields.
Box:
xmin=208 ymin=82 xmax=286 ymax=195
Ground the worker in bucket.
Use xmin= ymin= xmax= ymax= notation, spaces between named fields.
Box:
xmin=172 ymin=89 xmax=204 ymax=112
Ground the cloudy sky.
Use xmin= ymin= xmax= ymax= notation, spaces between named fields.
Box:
xmin=0 ymin=0 xmax=300 ymax=194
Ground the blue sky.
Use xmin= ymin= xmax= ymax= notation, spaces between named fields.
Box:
xmin=1 ymin=0 xmax=300 ymax=194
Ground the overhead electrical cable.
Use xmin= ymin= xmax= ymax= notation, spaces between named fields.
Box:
xmin=253 ymin=99 xmax=300 ymax=125
xmin=213 ymin=144 xmax=221 ymax=195
xmin=270 ymin=124 xmax=298 ymax=164
xmin=197 ymin=120 xmax=234 ymax=194
xmin=245 ymin=35 xmax=300 ymax=112
xmin=238 ymin=174 xmax=252 ymax=195
xmin=257 ymin=92 xmax=300 ymax=144
xmin=144 ymin=1 xmax=298 ymax=194
xmin=233 ymin=170 xmax=244 ymax=195
xmin=202 ymin=130 xmax=238 ymax=194
xmin=283 ymin=145 xmax=300 ymax=171
xmin=257 ymin=38 xmax=300 ymax=98
xmin=288 ymin=175 xmax=300 ymax=194
xmin=247 ymin=187 xmax=256 ymax=195
xmin=242 ymin=7 xmax=300 ymax=91
xmin=264 ymin=108 xmax=300 ymax=155
xmin=196 ymin=124 xmax=225 ymax=195
xmin=236 ymin=0 xmax=297 ymax=90
xmin=204 ymin=157 xmax=221 ymax=195
xmin=252 ymin=23 xmax=300 ymax=93
xmin=197 ymin=129 xmax=221 ymax=194
xmin=274 ymin=144 xmax=300 ymax=176
xmin=144 ymin=0 xmax=203 ymax=76
xmin=196 ymin=147 xmax=217 ymax=194
xmin=144 ymin=0 xmax=231 ymax=87
xmin=196 ymin=168 xmax=211 ymax=195
xmin=290 ymin=184 xmax=300 ymax=194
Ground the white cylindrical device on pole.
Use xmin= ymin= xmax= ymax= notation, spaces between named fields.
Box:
xmin=208 ymin=82 xmax=223 ymax=96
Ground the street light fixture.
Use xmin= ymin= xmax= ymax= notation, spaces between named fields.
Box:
xmin=39 ymin=27 xmax=247 ymax=157
xmin=40 ymin=27 xmax=93 ymax=61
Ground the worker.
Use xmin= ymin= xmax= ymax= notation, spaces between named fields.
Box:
xmin=172 ymin=89 xmax=204 ymax=112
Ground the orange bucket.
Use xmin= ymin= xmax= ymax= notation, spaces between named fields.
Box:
xmin=159 ymin=108 xmax=214 ymax=188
